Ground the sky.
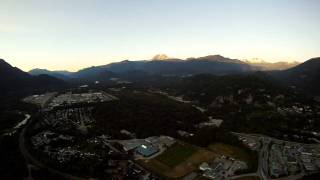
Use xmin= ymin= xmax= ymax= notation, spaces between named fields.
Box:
xmin=1 ymin=0 xmax=320 ymax=72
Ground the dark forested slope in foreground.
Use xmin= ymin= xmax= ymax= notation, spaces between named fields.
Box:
xmin=0 ymin=94 xmax=38 ymax=180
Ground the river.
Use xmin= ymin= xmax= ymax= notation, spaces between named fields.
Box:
xmin=4 ymin=114 xmax=31 ymax=136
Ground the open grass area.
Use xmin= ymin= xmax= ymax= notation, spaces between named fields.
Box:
xmin=208 ymin=143 xmax=250 ymax=162
xmin=140 ymin=142 xmax=257 ymax=179
xmin=140 ymin=142 xmax=217 ymax=179
xmin=208 ymin=143 xmax=258 ymax=172
xmin=156 ymin=142 xmax=197 ymax=168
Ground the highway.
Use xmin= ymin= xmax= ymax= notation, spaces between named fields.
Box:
xmin=231 ymin=132 xmax=320 ymax=180
xmin=232 ymin=132 xmax=271 ymax=180
xmin=258 ymin=137 xmax=271 ymax=180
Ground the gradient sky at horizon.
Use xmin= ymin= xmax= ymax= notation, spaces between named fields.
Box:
xmin=1 ymin=0 xmax=320 ymax=71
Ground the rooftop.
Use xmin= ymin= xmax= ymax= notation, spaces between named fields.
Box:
xmin=136 ymin=144 xmax=159 ymax=157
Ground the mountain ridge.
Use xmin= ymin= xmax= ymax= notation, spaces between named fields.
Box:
xmin=70 ymin=55 xmax=251 ymax=79
xmin=22 ymin=55 xmax=320 ymax=96
xmin=0 ymin=59 xmax=66 ymax=94
xmin=28 ymin=55 xmax=301 ymax=75
xmin=271 ymin=57 xmax=320 ymax=95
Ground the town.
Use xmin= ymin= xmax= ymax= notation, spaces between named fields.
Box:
xmin=20 ymin=90 xmax=320 ymax=180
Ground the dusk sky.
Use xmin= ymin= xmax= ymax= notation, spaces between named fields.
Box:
xmin=1 ymin=0 xmax=320 ymax=71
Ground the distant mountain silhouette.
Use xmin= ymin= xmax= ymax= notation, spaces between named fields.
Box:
xmin=272 ymin=57 xmax=320 ymax=95
xmin=71 ymin=55 xmax=251 ymax=81
xmin=29 ymin=68 xmax=72 ymax=80
xmin=245 ymin=59 xmax=299 ymax=71
xmin=0 ymin=59 xmax=66 ymax=94
xmin=29 ymin=68 xmax=72 ymax=76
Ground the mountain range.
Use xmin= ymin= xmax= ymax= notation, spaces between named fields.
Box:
xmin=0 ymin=59 xmax=65 ymax=94
xmin=30 ymin=55 xmax=251 ymax=79
xmin=29 ymin=68 xmax=72 ymax=80
xmin=28 ymin=55 xmax=300 ymax=79
xmin=1 ymin=55 xmax=319 ymax=96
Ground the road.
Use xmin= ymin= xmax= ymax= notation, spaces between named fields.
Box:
xmin=232 ymin=132 xmax=271 ymax=180
xmin=258 ymin=137 xmax=272 ymax=180
xmin=229 ymin=137 xmax=271 ymax=180
xmin=231 ymin=132 xmax=320 ymax=180
xmin=230 ymin=173 xmax=258 ymax=179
